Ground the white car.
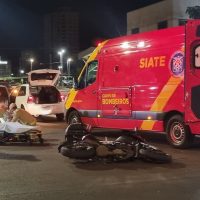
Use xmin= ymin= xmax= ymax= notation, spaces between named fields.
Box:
xmin=10 ymin=69 xmax=65 ymax=121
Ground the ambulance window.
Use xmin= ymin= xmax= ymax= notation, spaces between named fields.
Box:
xmin=78 ymin=60 xmax=98 ymax=88
xmin=86 ymin=61 xmax=98 ymax=86
xmin=78 ymin=69 xmax=86 ymax=89
xmin=194 ymin=45 xmax=200 ymax=68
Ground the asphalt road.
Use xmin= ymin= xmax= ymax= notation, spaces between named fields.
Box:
xmin=1 ymin=116 xmax=200 ymax=200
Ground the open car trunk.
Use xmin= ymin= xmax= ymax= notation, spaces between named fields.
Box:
xmin=28 ymin=69 xmax=60 ymax=87
xmin=30 ymin=86 xmax=61 ymax=104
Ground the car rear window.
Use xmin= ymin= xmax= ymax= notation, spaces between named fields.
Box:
xmin=31 ymin=73 xmax=56 ymax=81
xmin=30 ymin=86 xmax=60 ymax=104
xmin=30 ymin=86 xmax=59 ymax=94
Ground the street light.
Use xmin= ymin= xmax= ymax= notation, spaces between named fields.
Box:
xmin=58 ymin=49 xmax=65 ymax=73
xmin=30 ymin=58 xmax=34 ymax=71
xmin=67 ymin=58 xmax=73 ymax=75
xmin=20 ymin=69 xmax=24 ymax=76
xmin=58 ymin=65 xmax=62 ymax=70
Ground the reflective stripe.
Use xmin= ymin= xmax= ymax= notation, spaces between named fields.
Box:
xmin=65 ymin=89 xmax=78 ymax=109
xmin=79 ymin=110 xmax=165 ymax=120
xmin=79 ymin=110 xmax=98 ymax=118
xmin=141 ymin=76 xmax=183 ymax=130
xmin=133 ymin=111 xmax=164 ymax=120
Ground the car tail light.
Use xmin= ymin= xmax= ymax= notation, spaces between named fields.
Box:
xmin=27 ymin=95 xmax=35 ymax=103
xmin=60 ymin=94 xmax=65 ymax=102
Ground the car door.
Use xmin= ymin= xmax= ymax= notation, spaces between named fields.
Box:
xmin=15 ymin=86 xmax=28 ymax=109
xmin=10 ymin=86 xmax=20 ymax=104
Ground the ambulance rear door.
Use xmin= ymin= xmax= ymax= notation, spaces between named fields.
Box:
xmin=185 ymin=20 xmax=200 ymax=122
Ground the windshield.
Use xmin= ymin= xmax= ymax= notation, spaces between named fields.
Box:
xmin=78 ymin=60 xmax=98 ymax=88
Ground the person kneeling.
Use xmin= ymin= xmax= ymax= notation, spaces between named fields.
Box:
xmin=8 ymin=103 xmax=36 ymax=126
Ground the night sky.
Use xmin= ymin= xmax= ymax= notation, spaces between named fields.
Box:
xmin=0 ymin=0 xmax=162 ymax=69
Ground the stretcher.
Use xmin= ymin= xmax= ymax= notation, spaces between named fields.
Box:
xmin=0 ymin=118 xmax=43 ymax=144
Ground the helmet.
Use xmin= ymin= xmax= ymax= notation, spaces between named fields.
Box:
xmin=9 ymin=103 xmax=17 ymax=110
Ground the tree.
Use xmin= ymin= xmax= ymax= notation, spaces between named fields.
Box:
xmin=186 ymin=6 xmax=200 ymax=19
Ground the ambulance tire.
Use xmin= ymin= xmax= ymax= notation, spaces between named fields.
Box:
xmin=68 ymin=111 xmax=81 ymax=124
xmin=166 ymin=115 xmax=194 ymax=149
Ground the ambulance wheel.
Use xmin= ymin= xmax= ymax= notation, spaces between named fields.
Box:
xmin=68 ymin=111 xmax=81 ymax=124
xmin=166 ymin=115 xmax=194 ymax=149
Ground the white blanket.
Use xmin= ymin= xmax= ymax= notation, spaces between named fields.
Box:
xmin=0 ymin=118 xmax=39 ymax=134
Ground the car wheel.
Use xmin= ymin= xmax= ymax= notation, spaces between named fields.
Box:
xmin=68 ymin=110 xmax=81 ymax=125
xmin=56 ymin=113 xmax=64 ymax=121
xmin=166 ymin=115 xmax=194 ymax=148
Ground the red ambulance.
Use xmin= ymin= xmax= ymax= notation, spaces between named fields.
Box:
xmin=65 ymin=20 xmax=200 ymax=148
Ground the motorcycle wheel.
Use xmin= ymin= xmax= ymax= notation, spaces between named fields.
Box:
xmin=60 ymin=145 xmax=96 ymax=159
xmin=139 ymin=148 xmax=171 ymax=163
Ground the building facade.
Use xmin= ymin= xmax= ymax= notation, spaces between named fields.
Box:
xmin=127 ymin=0 xmax=200 ymax=35
xmin=44 ymin=7 xmax=79 ymax=70
xmin=0 ymin=63 xmax=11 ymax=77
xmin=19 ymin=50 xmax=38 ymax=73
xmin=0 ymin=57 xmax=11 ymax=77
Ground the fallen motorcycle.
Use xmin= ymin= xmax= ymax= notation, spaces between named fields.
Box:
xmin=58 ymin=123 xmax=171 ymax=163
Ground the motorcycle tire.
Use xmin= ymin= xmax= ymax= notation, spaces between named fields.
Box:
xmin=60 ymin=145 xmax=96 ymax=159
xmin=139 ymin=148 xmax=171 ymax=163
